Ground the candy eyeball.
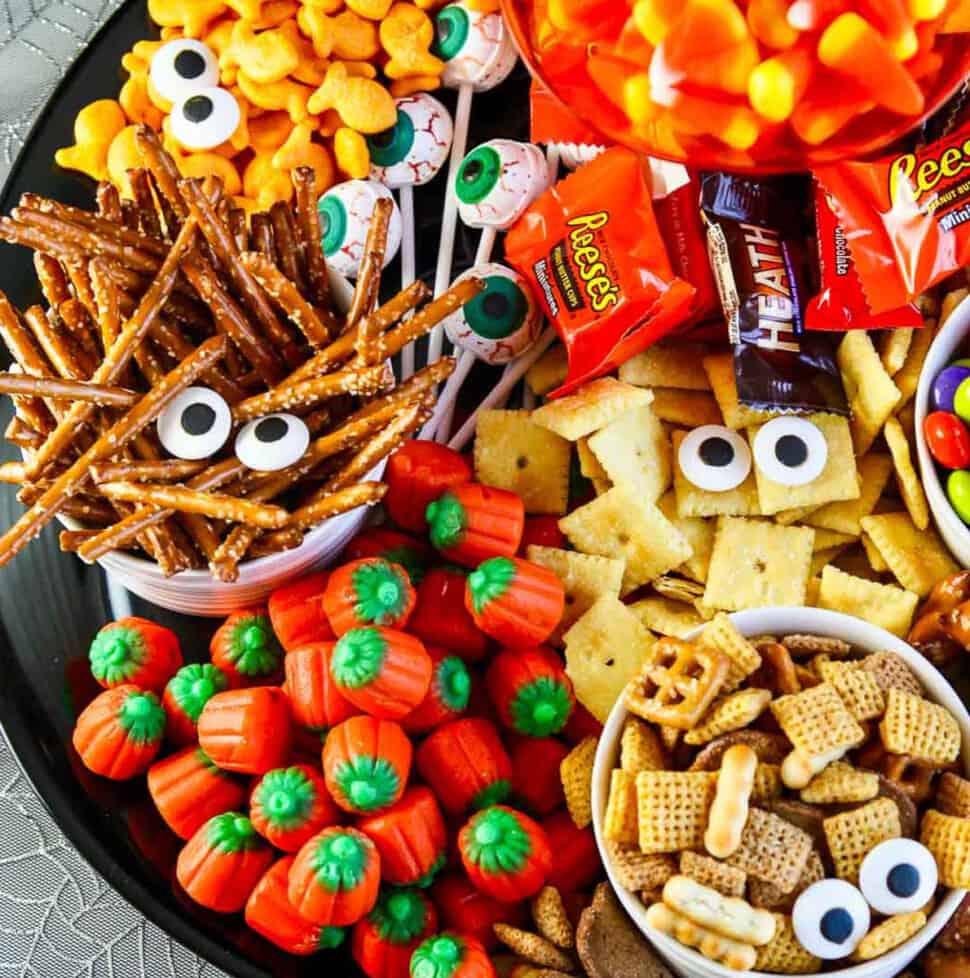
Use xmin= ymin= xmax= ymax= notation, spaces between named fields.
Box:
xmin=859 ymin=839 xmax=938 ymax=916
xmin=792 ymin=879 xmax=870 ymax=960
xmin=678 ymin=425 xmax=752 ymax=492
xmin=317 ymin=179 xmax=403 ymax=279
xmin=157 ymin=386 xmax=232 ymax=461
xmin=455 ymin=140 xmax=548 ymax=231
xmin=752 ymin=416 xmax=828 ymax=487
xmin=150 ymin=39 xmax=220 ymax=103
xmin=368 ymin=93 xmax=454 ymax=189
xmin=170 ymin=87 xmax=241 ymax=151
xmin=433 ymin=1 xmax=518 ymax=93
xmin=443 ymin=262 xmax=541 ymax=365
xmin=235 ymin=414 xmax=310 ymax=472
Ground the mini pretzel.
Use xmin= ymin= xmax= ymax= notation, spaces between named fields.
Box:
xmin=705 ymin=745 xmax=757 ymax=860
xmin=856 ymin=740 xmax=941 ymax=803
xmin=645 ymin=902 xmax=757 ymax=971
xmin=624 ymin=637 xmax=731 ymax=731
xmin=909 ymin=570 xmax=970 ymax=667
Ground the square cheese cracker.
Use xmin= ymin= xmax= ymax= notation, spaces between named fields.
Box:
xmin=702 ymin=352 xmax=778 ymax=430
xmin=817 ymin=565 xmax=918 ymax=637
xmin=588 ymin=403 xmax=671 ymax=503
xmin=837 ymin=332 xmax=901 ymax=455
xmin=532 ymin=378 xmax=652 ymax=441
xmin=861 ymin=511 xmax=958 ymax=598
xmin=672 ymin=429 xmax=760 ymax=519
xmin=618 ymin=343 xmax=712 ymax=390
xmin=806 ymin=454 xmax=893 ymax=536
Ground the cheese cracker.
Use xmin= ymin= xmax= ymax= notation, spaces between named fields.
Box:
xmin=805 ymin=454 xmax=893 ymax=536
xmin=526 ymin=343 xmax=568 ymax=396
xmin=619 ymin=343 xmax=712 ymax=390
xmin=630 ymin=596 xmax=704 ymax=638
xmin=650 ymin=389 xmax=722 ymax=427
xmin=883 ymin=417 xmax=930 ymax=530
xmin=702 ymin=353 xmax=777 ymax=430
xmin=588 ymin=403 xmax=670 ymax=503
xmin=894 ymin=319 xmax=936 ymax=409
xmin=861 ymin=511 xmax=958 ymax=597
xmin=879 ymin=328 xmax=914 ymax=377
xmin=532 ymin=378 xmax=652 ymax=441
xmin=658 ymin=490 xmax=715 ymax=583
xmin=816 ymin=565 xmax=918 ymax=637
xmin=672 ymin=429 xmax=761 ymax=519
xmin=836 ymin=331 xmax=901 ymax=455
xmin=576 ymin=437 xmax=610 ymax=495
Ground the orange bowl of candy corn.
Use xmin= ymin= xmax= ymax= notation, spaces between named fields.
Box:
xmin=502 ymin=0 xmax=970 ymax=172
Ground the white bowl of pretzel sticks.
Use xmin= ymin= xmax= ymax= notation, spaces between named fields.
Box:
xmin=591 ymin=607 xmax=970 ymax=978
xmin=0 ymin=128 xmax=476 ymax=615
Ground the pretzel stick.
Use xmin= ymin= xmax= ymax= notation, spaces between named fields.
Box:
xmin=96 ymin=182 xmax=122 ymax=220
xmin=249 ymin=527 xmax=304 ymax=557
xmin=293 ymin=167 xmax=330 ymax=308
xmin=240 ymin=250 xmax=335 ymax=348
xmin=269 ymin=200 xmax=308 ymax=297
xmin=62 ymin=259 xmax=99 ymax=323
xmin=232 ymin=364 xmax=388 ymax=421
xmin=228 ymin=208 xmax=248 ymax=252
xmin=379 ymin=278 xmax=484 ymax=360
xmin=0 ymin=373 xmax=138 ymax=406
xmin=34 ymin=253 xmax=71 ymax=308
xmin=346 ymin=198 xmax=391 ymax=331
xmin=0 ymin=462 xmax=26 ymax=484
xmin=4 ymin=418 xmax=44 ymax=449
xmin=57 ymin=298 xmax=102 ymax=360
xmin=251 ymin=212 xmax=275 ymax=260
xmin=150 ymin=315 xmax=244 ymax=404
xmin=288 ymin=482 xmax=387 ymax=532
xmin=60 ymin=495 xmax=118 ymax=525
xmin=0 ymin=294 xmax=62 ymax=431
xmin=127 ymin=169 xmax=164 ymax=240
xmin=22 ymin=306 xmax=96 ymax=380
xmin=89 ymin=460 xmax=208 ymax=485
xmin=135 ymin=126 xmax=188 ymax=221
xmin=97 ymin=482 xmax=290 ymax=528
xmin=59 ymin=529 xmax=138 ymax=552
xmin=354 ymin=358 xmax=455 ymax=420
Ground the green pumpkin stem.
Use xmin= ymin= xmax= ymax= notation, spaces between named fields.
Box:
xmin=226 ymin=614 xmax=282 ymax=677
xmin=411 ymin=934 xmax=465 ymax=978
xmin=89 ymin=626 xmax=146 ymax=685
xmin=352 ymin=560 xmax=410 ymax=625
xmin=471 ymin=778 xmax=511 ymax=810
xmin=370 ymin=888 xmax=429 ymax=944
xmin=435 ymin=656 xmax=471 ymax=713
xmin=464 ymin=807 xmax=531 ymax=876
xmin=255 ymin=767 xmax=317 ymax=831
xmin=310 ymin=831 xmax=371 ymax=892
xmin=331 ymin=627 xmax=387 ymax=689
xmin=425 ymin=493 xmax=466 ymax=551
xmin=206 ymin=812 xmax=262 ymax=854
xmin=510 ymin=677 xmax=571 ymax=736
xmin=117 ymin=690 xmax=165 ymax=745
xmin=467 ymin=557 xmax=516 ymax=615
xmin=319 ymin=925 xmax=347 ymax=949
xmin=168 ymin=663 xmax=228 ymax=722
xmin=333 ymin=755 xmax=400 ymax=812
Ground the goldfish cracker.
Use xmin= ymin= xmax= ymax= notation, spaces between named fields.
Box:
xmin=304 ymin=0 xmax=344 ymax=11
xmin=225 ymin=0 xmax=263 ymax=17
xmin=308 ymin=63 xmax=396 ymax=133
xmin=244 ymin=153 xmax=295 ymax=209
xmin=380 ymin=4 xmax=444 ymax=79
xmin=162 ymin=113 xmax=240 ymax=161
xmin=346 ymin=0 xmax=393 ymax=20
xmin=231 ymin=195 xmax=262 ymax=217
xmin=298 ymin=5 xmax=337 ymax=58
xmin=119 ymin=73 xmax=165 ymax=129
xmin=147 ymin=0 xmax=227 ymax=38
xmin=220 ymin=21 xmax=301 ymax=85
xmin=202 ymin=17 xmax=236 ymax=58
xmin=56 ymin=100 xmax=127 ymax=182
xmin=106 ymin=125 xmax=142 ymax=197
xmin=331 ymin=10 xmax=380 ymax=60
xmin=337 ymin=60 xmax=379 ymax=79
xmin=318 ymin=109 xmax=344 ymax=137
xmin=746 ymin=0 xmax=799 ymax=49
xmin=248 ymin=110 xmax=293 ymax=151
xmin=272 ymin=123 xmax=336 ymax=190
xmin=748 ymin=46 xmax=813 ymax=122
xmin=237 ymin=71 xmax=312 ymax=121
xmin=178 ymin=151 xmax=245 ymax=195
xmin=389 ymin=75 xmax=441 ymax=97
xmin=334 ymin=127 xmax=370 ymax=178
xmin=250 ymin=0 xmax=300 ymax=28
xmin=277 ymin=21 xmax=331 ymax=86
xmin=159 ymin=26 xmax=183 ymax=41
xmin=631 ymin=0 xmax=681 ymax=46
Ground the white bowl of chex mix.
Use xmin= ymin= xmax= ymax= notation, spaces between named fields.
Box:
xmin=591 ymin=607 xmax=970 ymax=978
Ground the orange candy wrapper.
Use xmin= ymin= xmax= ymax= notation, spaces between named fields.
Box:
xmin=504 ymin=147 xmax=695 ymax=396
xmin=815 ymin=115 xmax=970 ymax=315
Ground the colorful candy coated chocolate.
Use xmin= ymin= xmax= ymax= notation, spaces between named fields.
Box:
xmin=454 ymin=140 xmax=548 ymax=231
xmin=433 ymin=1 xmax=517 ymax=92
xmin=953 ymin=376 xmax=970 ymax=423
xmin=924 ymin=411 xmax=970 ymax=470
xmin=948 ymin=469 xmax=970 ymax=524
xmin=932 ymin=365 xmax=970 ymax=413
xmin=317 ymin=179 xmax=402 ymax=278
xmin=367 ymin=93 xmax=454 ymax=189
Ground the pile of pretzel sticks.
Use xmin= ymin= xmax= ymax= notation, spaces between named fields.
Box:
xmin=0 ymin=124 xmax=479 ymax=581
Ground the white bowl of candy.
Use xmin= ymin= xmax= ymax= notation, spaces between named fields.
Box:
xmin=915 ymin=293 xmax=970 ymax=568
xmin=591 ymin=607 xmax=970 ymax=978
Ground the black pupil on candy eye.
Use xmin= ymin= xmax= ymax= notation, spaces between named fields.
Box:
xmin=888 ymin=863 xmax=920 ymax=898
xmin=820 ymin=908 xmax=853 ymax=944
xmin=699 ymin=436 xmax=734 ymax=468
xmin=776 ymin=434 xmax=808 ymax=468
xmin=462 ymin=160 xmax=482 ymax=183
xmin=175 ymin=49 xmax=206 ymax=80
xmin=181 ymin=403 xmax=216 ymax=436
xmin=183 ymin=95 xmax=214 ymax=124
xmin=483 ymin=293 xmax=509 ymax=318
xmin=255 ymin=417 xmax=288 ymax=443
xmin=370 ymin=129 xmax=395 ymax=149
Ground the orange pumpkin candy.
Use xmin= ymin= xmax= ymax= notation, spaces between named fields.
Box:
xmin=210 ymin=608 xmax=283 ymax=688
xmin=198 ymin=687 xmax=292 ymax=775
xmin=88 ymin=617 xmax=182 ymax=693
xmin=268 ymin=572 xmax=335 ymax=651
xmin=353 ymin=887 xmax=438 ymax=978
xmin=323 ymin=558 xmax=416 ymax=635
xmin=249 ymin=763 xmax=342 ymax=851
xmin=485 ymin=646 xmax=574 ymax=738
xmin=323 ymin=715 xmax=412 ymax=814
xmin=284 ymin=641 xmax=360 ymax=731
xmin=409 ymin=933 xmax=496 ymax=978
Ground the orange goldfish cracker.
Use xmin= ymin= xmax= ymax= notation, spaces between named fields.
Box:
xmin=748 ymin=47 xmax=813 ymax=123
xmin=179 ymin=151 xmax=244 ymax=196
xmin=106 ymin=126 xmax=143 ymax=197
xmin=298 ymin=5 xmax=337 ymax=58
xmin=275 ymin=21 xmax=329 ymax=87
xmin=334 ymin=127 xmax=370 ymax=179
xmin=201 ymin=17 xmax=235 ymax=58
xmin=817 ymin=12 xmax=925 ymax=117
xmin=308 ymin=63 xmax=397 ymax=134
xmin=331 ymin=9 xmax=380 ymax=60
xmin=147 ymin=0 xmax=227 ymax=37
xmin=220 ymin=21 xmax=300 ymax=86
xmin=632 ymin=0 xmax=681 ymax=46
xmin=250 ymin=0 xmax=300 ymax=28
xmin=346 ymin=0 xmax=394 ymax=19
xmin=705 ymin=744 xmax=757 ymax=859
xmin=56 ymin=100 xmax=127 ymax=182
xmin=380 ymin=4 xmax=445 ymax=80
xmin=244 ymin=153 xmax=295 ymax=209
xmin=337 ymin=60 xmax=379 ymax=79
xmin=746 ymin=0 xmax=799 ymax=49
xmin=225 ymin=0 xmax=262 ymax=17
xmin=247 ymin=111 xmax=292 ymax=152
xmin=236 ymin=72 xmax=312 ymax=122
xmin=272 ymin=122 xmax=336 ymax=191
xmin=390 ymin=76 xmax=441 ymax=97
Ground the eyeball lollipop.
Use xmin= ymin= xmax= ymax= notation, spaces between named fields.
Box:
xmin=317 ymin=179 xmax=402 ymax=280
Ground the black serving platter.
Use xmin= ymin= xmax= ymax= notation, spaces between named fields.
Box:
xmin=0 ymin=3 xmax=532 ymax=975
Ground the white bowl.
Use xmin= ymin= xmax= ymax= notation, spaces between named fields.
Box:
xmin=591 ymin=607 xmax=970 ymax=978
xmin=915 ymin=293 xmax=970 ymax=566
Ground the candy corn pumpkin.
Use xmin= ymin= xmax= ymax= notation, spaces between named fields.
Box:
xmin=402 ymin=647 xmax=471 ymax=735
xmin=541 ymin=811 xmax=600 ymax=893
xmin=486 ymin=647 xmax=574 ymax=738
xmin=330 ymin=627 xmax=431 ymax=720
xmin=323 ymin=715 xmax=412 ymax=814
xmin=285 ymin=641 xmax=359 ymax=731
xmin=176 ymin=812 xmax=274 ymax=913
xmin=73 ymin=685 xmax=166 ymax=780
xmin=323 ymin=558 xmax=416 ymax=635
xmin=385 ymin=440 xmax=472 ymax=533
xmin=163 ymin=663 xmax=230 ymax=747
xmin=210 ymin=608 xmax=283 ymax=688
xmin=354 ymin=887 xmax=438 ymax=978
xmin=409 ymin=933 xmax=496 ymax=978
xmin=431 ymin=874 xmax=527 ymax=950
xmin=147 ymin=746 xmax=247 ymax=840
xmin=508 ymin=736 xmax=569 ymax=816
xmin=466 ymin=558 xmax=565 ymax=649
xmin=245 ymin=856 xmax=347 ymax=955
xmin=357 ymin=786 xmax=447 ymax=887
xmin=415 ymin=718 xmax=511 ymax=815
xmin=425 ymin=485 xmax=524 ymax=569
xmin=268 ymin=572 xmax=334 ymax=651
xmin=458 ymin=805 xmax=551 ymax=903
xmin=197 ymin=687 xmax=292 ymax=774
xmin=289 ymin=826 xmax=381 ymax=926
xmin=408 ymin=567 xmax=489 ymax=663
xmin=249 ymin=763 xmax=341 ymax=851
xmin=345 ymin=527 xmax=433 ymax=585
xmin=88 ymin=617 xmax=182 ymax=693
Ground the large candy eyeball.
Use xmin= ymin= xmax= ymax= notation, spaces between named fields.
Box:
xmin=433 ymin=1 xmax=517 ymax=92
xmin=678 ymin=425 xmax=752 ymax=492
xmin=150 ymin=39 xmax=220 ymax=103
xmin=859 ymin=839 xmax=937 ymax=915
xmin=455 ymin=140 xmax=549 ymax=231
xmin=443 ymin=263 xmax=541 ymax=365
xmin=752 ymin=416 xmax=828 ymax=486
xmin=235 ymin=414 xmax=310 ymax=472
xmin=157 ymin=386 xmax=232 ymax=460
xmin=170 ymin=87 xmax=241 ymax=151
xmin=368 ymin=94 xmax=454 ymax=189
xmin=792 ymin=879 xmax=870 ymax=960
xmin=317 ymin=179 xmax=403 ymax=279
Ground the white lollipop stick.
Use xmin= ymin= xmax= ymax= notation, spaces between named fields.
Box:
xmin=448 ymin=328 xmax=557 ymax=451
xmin=399 ymin=184 xmax=417 ymax=380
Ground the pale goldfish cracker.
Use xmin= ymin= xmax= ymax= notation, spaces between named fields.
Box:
xmin=147 ymin=0 xmax=227 ymax=37
xmin=602 ymin=768 xmax=638 ymax=844
xmin=298 ymin=5 xmax=337 ymax=58
xmin=606 ymin=842 xmax=676 ymax=892
xmin=879 ymin=688 xmax=961 ymax=765
xmin=252 ymin=3 xmax=302 ymax=29
xmin=248 ymin=111 xmax=293 ymax=152
xmin=272 ymin=123 xmax=335 ymax=191
xmin=236 ymin=71 xmax=312 ymax=122
xmin=55 ymin=100 xmax=127 ymax=183
xmin=748 ymin=47 xmax=813 ymax=122
xmin=823 ymin=798 xmax=901 ymax=884
xmin=922 ymin=809 xmax=970 ymax=887
xmin=662 ymin=875 xmax=776 ymax=946
xmin=106 ymin=126 xmax=143 ymax=197
xmin=645 ymin=902 xmax=758 ymax=971
xmin=685 ymin=689 xmax=772 ymax=746
xmin=244 ymin=153 xmax=295 ymax=210
xmin=800 ymin=761 xmax=879 ymax=805
xmin=705 ymin=744 xmax=757 ymax=859
xmin=334 ymin=127 xmax=370 ymax=179
xmin=308 ymin=63 xmax=396 ymax=134
xmin=317 ymin=109 xmax=344 ymax=138
xmin=178 ymin=152 xmax=244 ymax=196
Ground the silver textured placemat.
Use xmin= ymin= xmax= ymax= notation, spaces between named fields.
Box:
xmin=0 ymin=3 xmax=229 ymax=975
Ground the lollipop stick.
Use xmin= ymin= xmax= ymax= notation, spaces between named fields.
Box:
xmin=420 ymin=348 xmax=474 ymax=441
xmin=399 ymin=185 xmax=417 ymax=380
xmin=448 ymin=327 xmax=557 ymax=451
xmin=545 ymin=144 xmax=561 ymax=185
xmin=474 ymin=226 xmax=497 ymax=267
